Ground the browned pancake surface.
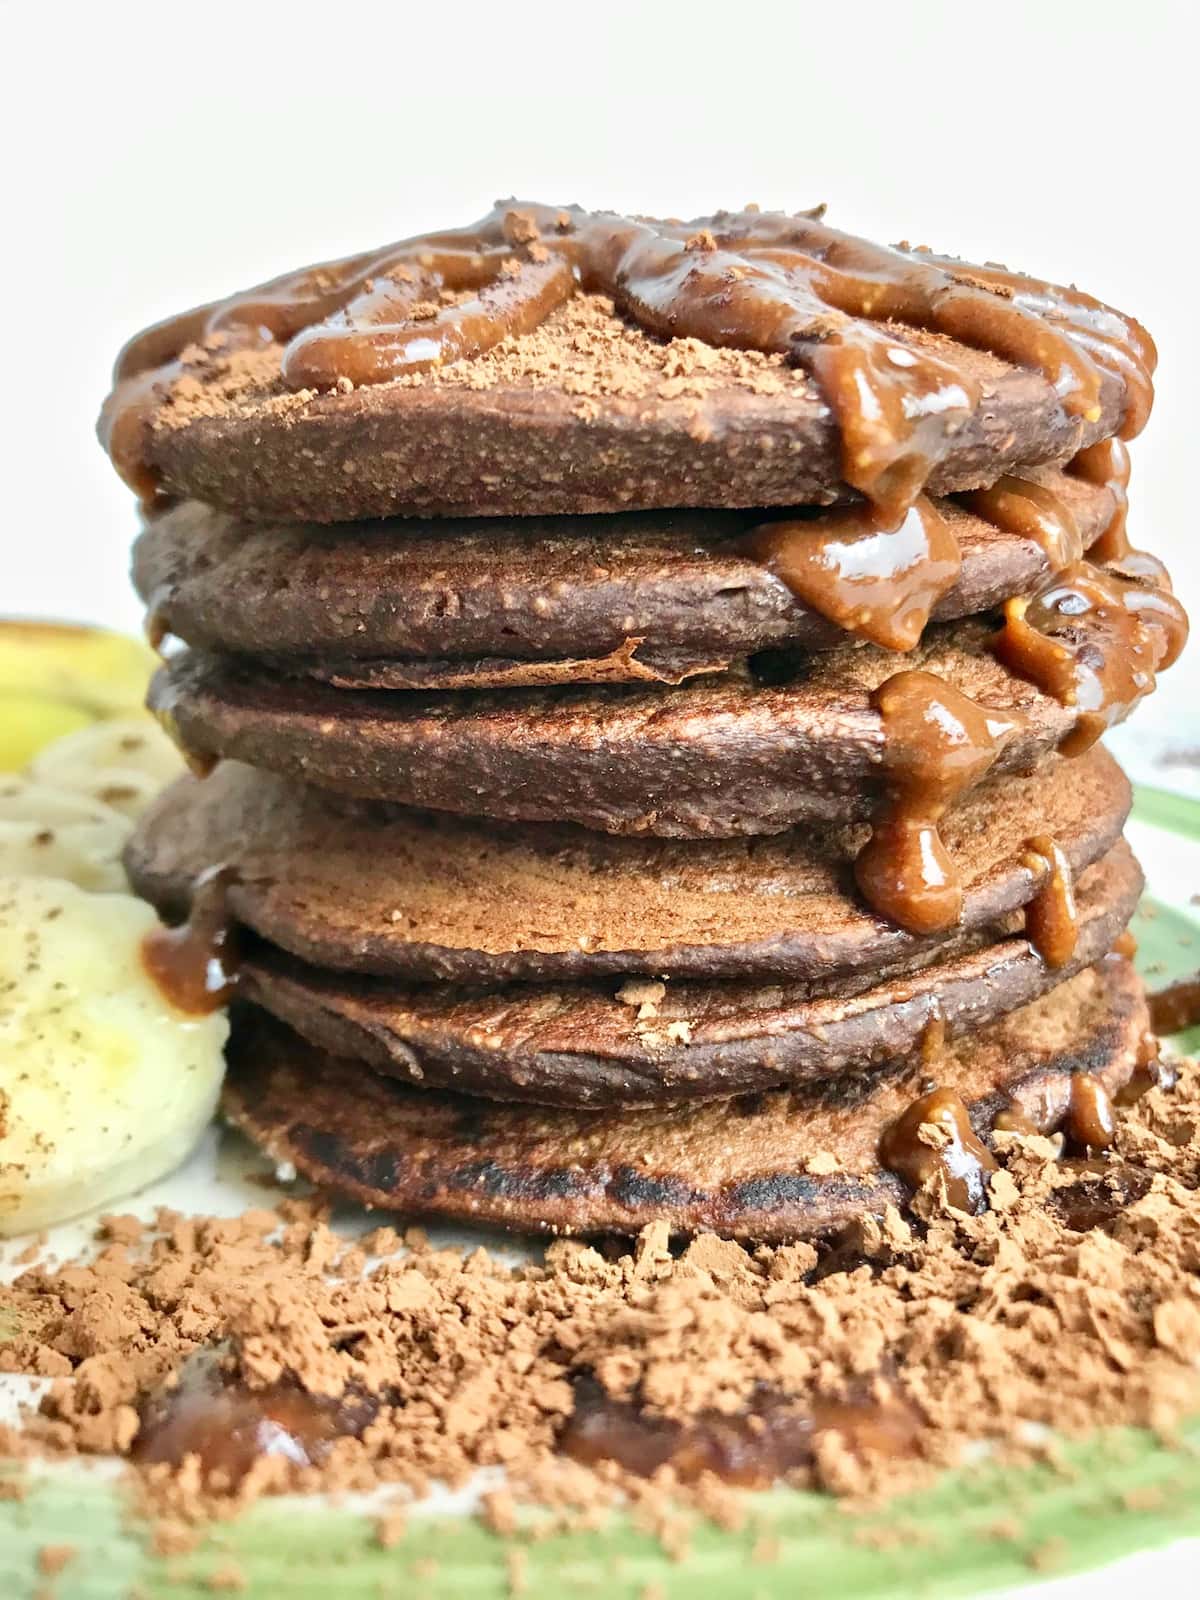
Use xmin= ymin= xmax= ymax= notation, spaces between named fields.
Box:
xmin=129 ymin=301 xmax=1121 ymax=522
xmin=236 ymin=841 xmax=1141 ymax=1107
xmin=127 ymin=747 xmax=1129 ymax=983
xmin=133 ymin=470 xmax=1113 ymax=682
xmin=151 ymin=620 xmax=1086 ymax=836
xmin=223 ymin=958 xmax=1146 ymax=1240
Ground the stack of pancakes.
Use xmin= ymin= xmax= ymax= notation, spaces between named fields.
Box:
xmin=102 ymin=203 xmax=1187 ymax=1239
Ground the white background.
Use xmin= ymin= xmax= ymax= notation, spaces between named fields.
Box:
xmin=0 ymin=3 xmax=1197 ymax=1592
xmin=3 ymin=0 xmax=1196 ymax=691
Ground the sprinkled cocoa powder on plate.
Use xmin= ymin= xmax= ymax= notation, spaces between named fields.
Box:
xmin=1 ymin=1052 xmax=1199 ymax=1534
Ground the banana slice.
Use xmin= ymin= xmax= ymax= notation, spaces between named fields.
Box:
xmin=0 ymin=778 xmax=132 ymax=893
xmin=0 ymin=875 xmax=227 ymax=1234
xmin=0 ymin=620 xmax=158 ymax=770
xmin=28 ymin=716 xmax=183 ymax=820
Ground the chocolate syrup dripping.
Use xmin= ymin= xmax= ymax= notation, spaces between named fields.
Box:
xmin=141 ymin=867 xmax=239 ymax=1016
xmin=957 ymin=475 xmax=1084 ymax=571
xmin=918 ymin=1001 xmax=947 ymax=1073
xmin=993 ymin=1103 xmax=1042 ymax=1137
xmin=103 ymin=202 xmax=1153 ymax=519
xmin=154 ymin=706 xmax=218 ymax=780
xmin=1069 ymin=436 xmax=1168 ymax=584
xmin=1115 ymin=1030 xmax=1177 ymax=1106
xmin=854 ymin=670 xmax=1019 ymax=935
xmin=1021 ymin=834 xmax=1079 ymax=969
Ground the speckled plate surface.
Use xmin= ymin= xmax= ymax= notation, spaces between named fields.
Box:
xmin=1 ymin=752 xmax=1198 ymax=1600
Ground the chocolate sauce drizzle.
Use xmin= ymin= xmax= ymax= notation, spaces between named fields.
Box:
xmin=1063 ymin=1075 xmax=1117 ymax=1153
xmin=104 ymin=203 xmax=1182 ymax=951
xmin=853 ymin=457 xmax=1185 ymax=936
xmin=994 ymin=558 xmax=1187 ymax=757
xmin=958 ymin=475 xmax=1085 ymax=571
xmin=105 ymin=201 xmax=1152 ymax=521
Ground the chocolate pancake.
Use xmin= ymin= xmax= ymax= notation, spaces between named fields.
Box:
xmin=223 ymin=957 xmax=1148 ymax=1241
xmin=126 ymin=746 xmax=1130 ymax=983
xmin=150 ymin=621 xmax=1088 ymax=837
xmin=120 ymin=313 xmax=1122 ymax=523
xmin=234 ymin=840 xmax=1141 ymax=1107
xmin=100 ymin=205 xmax=1147 ymax=522
xmin=132 ymin=470 xmax=1114 ymax=688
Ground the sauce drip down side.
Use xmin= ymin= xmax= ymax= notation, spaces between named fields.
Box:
xmin=1063 ymin=1075 xmax=1117 ymax=1153
xmin=878 ymin=1086 xmax=999 ymax=1213
xmin=739 ymin=497 xmax=961 ymax=651
xmin=1069 ymin=437 xmax=1169 ymax=585
xmin=103 ymin=201 xmax=1154 ymax=520
xmin=1021 ymin=834 xmax=1079 ymax=969
xmin=993 ymin=559 xmax=1188 ymax=756
xmin=854 ymin=670 xmax=1020 ymax=934
xmin=141 ymin=867 xmax=239 ymax=1016
xmin=957 ymin=475 xmax=1085 ymax=572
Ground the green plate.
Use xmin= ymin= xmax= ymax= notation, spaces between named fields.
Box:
xmin=2 ymin=786 xmax=1198 ymax=1600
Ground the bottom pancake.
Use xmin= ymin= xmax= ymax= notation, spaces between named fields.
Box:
xmin=223 ymin=958 xmax=1148 ymax=1242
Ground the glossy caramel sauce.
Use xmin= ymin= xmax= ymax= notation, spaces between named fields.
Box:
xmin=558 ymin=1374 xmax=920 ymax=1486
xmin=958 ymin=475 xmax=1084 ymax=571
xmin=1063 ymin=1074 xmax=1117 ymax=1153
xmin=740 ymin=497 xmax=961 ymax=651
xmin=106 ymin=202 xmax=1154 ymax=520
xmin=153 ymin=706 xmax=218 ymax=780
xmin=878 ymin=1086 xmax=998 ymax=1213
xmin=141 ymin=868 xmax=238 ymax=1015
xmin=919 ymin=1003 xmax=947 ymax=1071
xmin=993 ymin=1103 xmax=1042 ymax=1137
xmin=854 ymin=670 xmax=1019 ymax=934
xmin=1115 ymin=1030 xmax=1177 ymax=1106
xmin=144 ymin=607 xmax=168 ymax=656
xmin=993 ymin=560 xmax=1188 ymax=756
xmin=1021 ymin=834 xmax=1079 ymax=969
xmin=1069 ymin=436 xmax=1169 ymax=584
xmin=133 ymin=1349 xmax=379 ymax=1481
xmin=1148 ymin=975 xmax=1200 ymax=1036
xmin=1049 ymin=1158 xmax=1156 ymax=1232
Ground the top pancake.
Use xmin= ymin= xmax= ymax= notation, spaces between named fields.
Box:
xmin=112 ymin=300 xmax=1126 ymax=518
xmin=132 ymin=469 xmax=1114 ymax=685
xmin=108 ymin=299 xmax=1123 ymax=523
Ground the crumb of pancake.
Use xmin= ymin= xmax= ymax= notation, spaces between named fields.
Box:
xmin=616 ymin=978 xmax=667 ymax=1021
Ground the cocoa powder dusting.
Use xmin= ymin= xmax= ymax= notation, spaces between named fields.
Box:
xmin=2 ymin=1058 xmax=1200 ymax=1530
